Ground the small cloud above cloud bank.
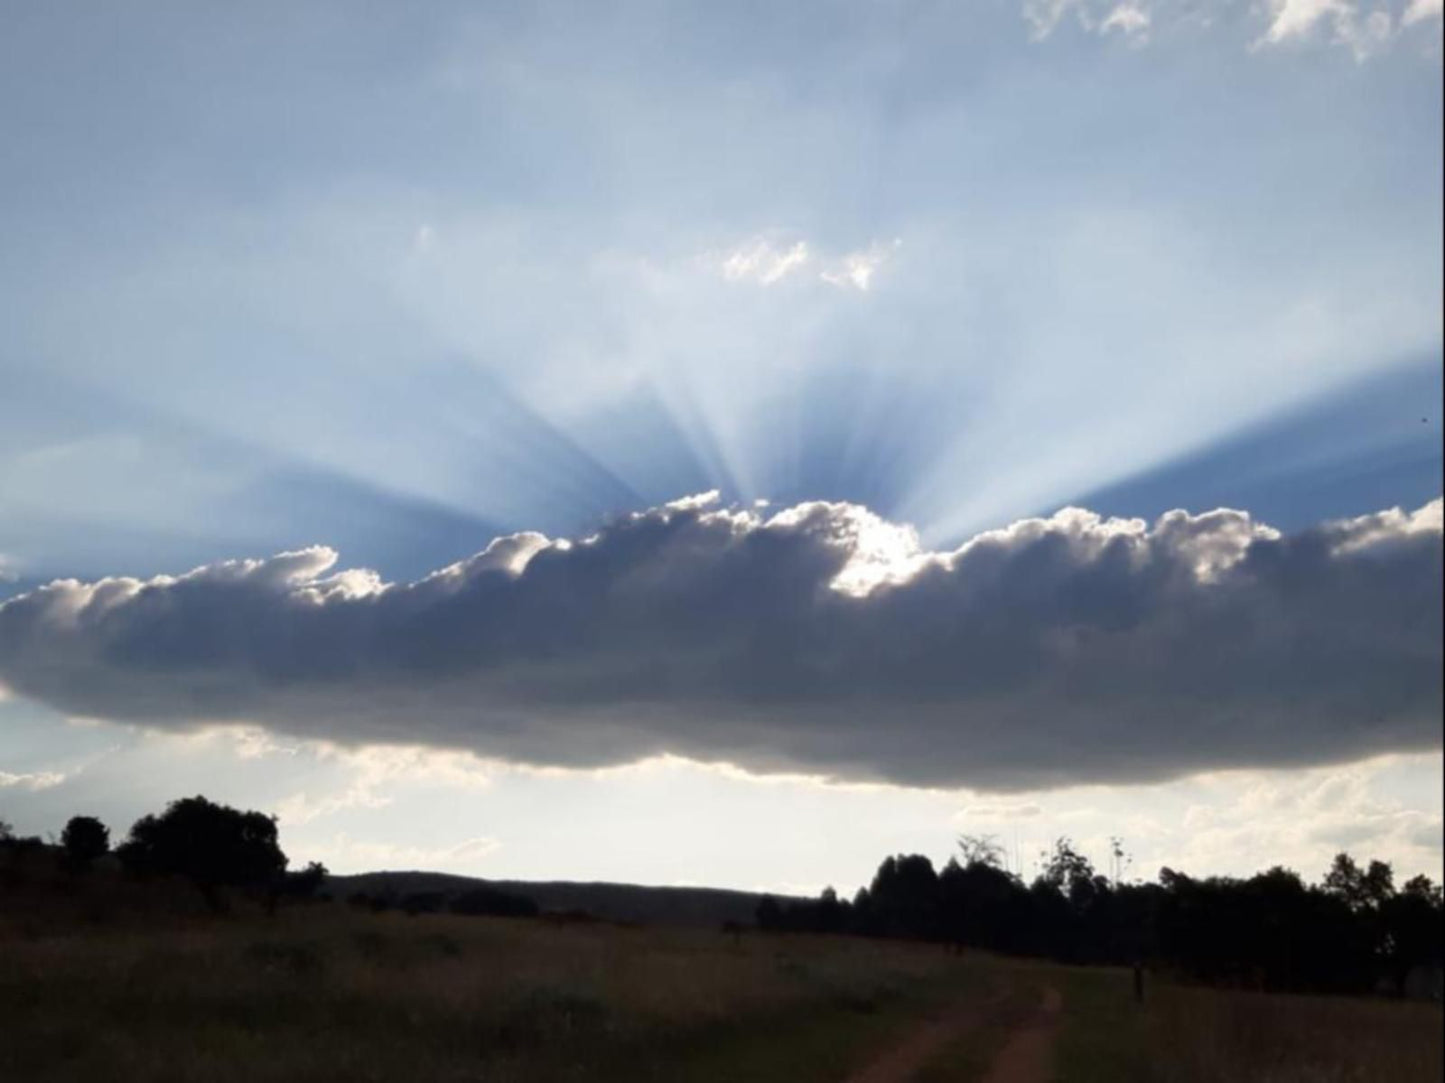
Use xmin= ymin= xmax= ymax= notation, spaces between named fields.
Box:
xmin=711 ymin=236 xmax=899 ymax=291
xmin=1257 ymin=0 xmax=1396 ymax=59
xmin=318 ymin=833 xmax=500 ymax=874
xmin=819 ymin=240 xmax=902 ymax=292
xmin=720 ymin=239 xmax=811 ymax=285
xmin=1024 ymin=0 xmax=1437 ymax=56
xmin=0 ymin=496 xmax=1438 ymax=791
xmin=1101 ymin=3 xmax=1152 ymax=39
xmin=955 ymin=802 xmax=1045 ymax=821
xmin=1026 ymin=0 xmax=1153 ymax=40
xmin=0 ymin=769 xmax=67 ymax=792
xmin=1403 ymin=0 xmax=1442 ymax=23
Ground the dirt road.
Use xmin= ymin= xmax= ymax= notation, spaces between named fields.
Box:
xmin=842 ymin=995 xmax=991 ymax=1083
xmin=979 ymin=985 xmax=1063 ymax=1083
xmin=842 ymin=982 xmax=1062 ymax=1083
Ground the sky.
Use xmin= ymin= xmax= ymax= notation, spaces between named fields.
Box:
xmin=1 ymin=0 xmax=1441 ymax=895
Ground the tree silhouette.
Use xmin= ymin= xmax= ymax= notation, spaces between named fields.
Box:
xmin=755 ymin=894 xmax=783 ymax=930
xmin=957 ymin=834 xmax=1005 ymax=869
xmin=1037 ymin=837 xmax=1104 ymax=909
xmin=280 ymin=860 xmax=328 ymax=900
xmin=450 ymin=886 xmax=539 ymax=918
xmin=868 ymin=854 xmax=941 ymax=939
xmin=116 ymin=795 xmax=286 ymax=909
xmin=1322 ymin=852 xmax=1381 ymax=911
xmin=61 ymin=815 xmax=109 ymax=866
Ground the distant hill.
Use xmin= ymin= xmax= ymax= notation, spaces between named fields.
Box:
xmin=326 ymin=870 xmax=804 ymax=928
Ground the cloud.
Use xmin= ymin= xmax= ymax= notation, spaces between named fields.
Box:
xmin=0 ymin=769 xmax=67 ymax=791
xmin=955 ymin=802 xmax=1044 ymax=821
xmin=1100 ymin=3 xmax=1152 ymax=39
xmin=1173 ymin=754 xmax=1444 ymax=875
xmin=1021 ymin=0 xmax=1419 ymax=55
xmin=1256 ymin=0 xmax=1395 ymax=59
xmin=707 ymin=236 xmax=900 ymax=292
xmin=719 ymin=239 xmax=811 ymax=285
xmin=275 ymin=743 xmax=494 ymax=826
xmin=1259 ymin=0 xmax=1351 ymax=43
xmin=1023 ymin=0 xmax=1088 ymax=39
xmin=0 ymin=496 xmax=1439 ymax=790
xmin=1023 ymin=0 xmax=1153 ymax=40
xmin=315 ymin=832 xmax=501 ymax=874
xmin=819 ymin=240 xmax=902 ymax=292
xmin=1403 ymin=0 xmax=1442 ymax=24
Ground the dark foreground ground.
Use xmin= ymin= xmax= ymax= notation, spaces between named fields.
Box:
xmin=2 ymin=875 xmax=1440 ymax=1081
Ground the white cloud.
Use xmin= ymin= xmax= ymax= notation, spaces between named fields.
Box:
xmin=1257 ymin=0 xmax=1396 ymax=59
xmin=1337 ymin=7 xmax=1394 ymax=58
xmin=276 ymin=743 xmax=494 ymax=825
xmin=709 ymin=237 xmax=900 ymax=292
xmin=0 ymin=769 xmax=67 ymax=791
xmin=1023 ymin=0 xmax=1087 ymax=39
xmin=1169 ymin=755 xmax=1444 ymax=876
xmin=1101 ymin=2 xmax=1152 ymax=38
xmin=1024 ymin=0 xmax=1153 ymax=40
xmin=955 ymin=802 xmax=1044 ymax=821
xmin=1259 ymin=0 xmax=1350 ymax=43
xmin=1020 ymin=0 xmax=1415 ymax=56
xmin=1403 ymin=0 xmax=1442 ymax=24
xmin=319 ymin=832 xmax=500 ymax=873
xmin=819 ymin=239 xmax=902 ymax=292
xmin=719 ymin=238 xmax=810 ymax=285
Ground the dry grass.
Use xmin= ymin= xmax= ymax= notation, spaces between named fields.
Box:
xmin=1146 ymin=981 xmax=1444 ymax=1083
xmin=1056 ymin=966 xmax=1444 ymax=1083
xmin=4 ymin=861 xmax=1438 ymax=1082
xmin=0 ymin=901 xmax=984 ymax=1083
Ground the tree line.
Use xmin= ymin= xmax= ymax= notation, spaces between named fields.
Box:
xmin=0 ymin=796 xmax=536 ymax=919
xmin=756 ymin=836 xmax=1444 ymax=998
xmin=6 ymin=803 xmax=1440 ymax=998
xmin=2 ymin=797 xmax=327 ymax=910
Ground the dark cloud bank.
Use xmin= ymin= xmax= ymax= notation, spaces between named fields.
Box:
xmin=0 ymin=495 xmax=1439 ymax=790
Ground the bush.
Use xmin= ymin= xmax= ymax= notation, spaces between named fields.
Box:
xmin=61 ymin=816 xmax=110 ymax=866
xmin=450 ymin=887 xmax=540 ymax=918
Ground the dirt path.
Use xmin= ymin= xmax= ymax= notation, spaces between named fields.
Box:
xmin=979 ymin=985 xmax=1063 ymax=1083
xmin=842 ymin=982 xmax=1063 ymax=1083
xmin=841 ymin=995 xmax=991 ymax=1083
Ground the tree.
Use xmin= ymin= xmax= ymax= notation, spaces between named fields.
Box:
xmin=1362 ymin=860 xmax=1395 ymax=908
xmin=755 ymin=895 xmax=783 ymax=931
xmin=116 ymin=795 xmax=287 ymax=907
xmin=280 ymin=860 xmax=328 ymax=899
xmin=1038 ymin=837 xmax=1098 ymax=906
xmin=401 ymin=891 xmax=446 ymax=916
xmin=450 ymin=887 xmax=539 ymax=918
xmin=1322 ymin=853 xmax=1364 ymax=909
xmin=957 ymin=834 xmax=1005 ymax=869
xmin=868 ymin=854 xmax=941 ymax=939
xmin=1108 ymin=836 xmax=1133 ymax=887
xmin=0 ymin=818 xmax=12 ymax=841
xmin=61 ymin=815 xmax=110 ymax=865
xmin=1402 ymin=874 xmax=1444 ymax=908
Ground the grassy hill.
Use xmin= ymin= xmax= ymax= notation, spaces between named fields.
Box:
xmin=5 ymin=848 xmax=1440 ymax=1081
xmin=326 ymin=870 xmax=800 ymax=927
xmin=3 ymin=889 xmax=1440 ymax=1082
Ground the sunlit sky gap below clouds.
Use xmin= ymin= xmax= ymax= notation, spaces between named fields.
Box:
xmin=1 ymin=0 xmax=1441 ymax=890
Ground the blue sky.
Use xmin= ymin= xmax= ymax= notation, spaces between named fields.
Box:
xmin=1 ymin=1 xmax=1441 ymax=891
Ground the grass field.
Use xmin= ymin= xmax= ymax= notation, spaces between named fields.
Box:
xmin=1 ymin=884 xmax=1439 ymax=1081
